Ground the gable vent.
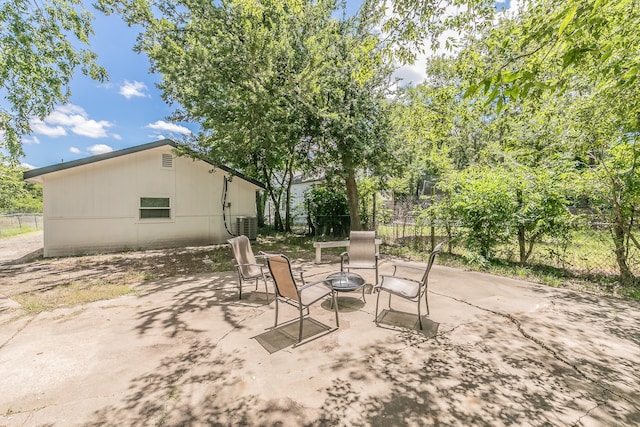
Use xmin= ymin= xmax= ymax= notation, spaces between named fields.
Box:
xmin=162 ymin=153 xmax=174 ymax=168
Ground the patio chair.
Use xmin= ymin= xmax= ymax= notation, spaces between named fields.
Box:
xmin=340 ymin=231 xmax=379 ymax=285
xmin=266 ymin=254 xmax=339 ymax=343
xmin=375 ymin=242 xmax=443 ymax=330
xmin=227 ymin=235 xmax=270 ymax=301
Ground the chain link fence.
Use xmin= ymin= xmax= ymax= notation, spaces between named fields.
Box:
xmin=272 ymin=193 xmax=629 ymax=280
xmin=0 ymin=213 xmax=43 ymax=237
xmin=377 ymin=220 xmax=623 ymax=275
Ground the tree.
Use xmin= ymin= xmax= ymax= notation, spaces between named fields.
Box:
xmin=483 ymin=0 xmax=640 ymax=284
xmin=304 ymin=3 xmax=395 ymax=231
xmin=571 ymin=94 xmax=640 ymax=286
xmin=1 ymin=0 xmax=106 ymax=160
xmin=99 ymin=0 xmax=393 ymax=232
xmin=0 ymin=163 xmax=42 ymax=213
xmin=511 ymin=166 xmax=574 ymax=264
xmin=99 ymin=0 xmax=331 ymax=231
xmin=466 ymin=0 xmax=640 ymax=113
xmin=441 ymin=166 xmax=517 ymax=259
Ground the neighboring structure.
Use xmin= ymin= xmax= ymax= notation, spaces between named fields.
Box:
xmin=264 ymin=173 xmax=323 ymax=231
xmin=24 ymin=139 xmax=264 ymax=257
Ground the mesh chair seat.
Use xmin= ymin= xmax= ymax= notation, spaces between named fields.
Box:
xmin=299 ymin=284 xmax=334 ymax=306
xmin=378 ymin=276 xmax=421 ymax=300
xmin=375 ymin=242 xmax=443 ymax=330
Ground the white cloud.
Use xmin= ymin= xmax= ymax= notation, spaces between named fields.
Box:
xmin=23 ymin=136 xmax=40 ymax=145
xmin=30 ymin=119 xmax=67 ymax=137
xmin=392 ymin=52 xmax=431 ymax=86
xmin=47 ymin=104 xmax=86 ymax=124
xmin=119 ymin=80 xmax=149 ymax=99
xmin=388 ymin=3 xmax=524 ymax=86
xmin=88 ymin=144 xmax=113 ymax=155
xmin=146 ymin=120 xmax=191 ymax=135
xmin=32 ymin=104 xmax=114 ymax=139
xmin=112 ymin=133 xmax=122 ymax=141
xmin=21 ymin=163 xmax=36 ymax=170
xmin=385 ymin=3 xmax=466 ymax=86
xmin=71 ymin=119 xmax=112 ymax=138
xmin=69 ymin=147 xmax=82 ymax=154
xmin=500 ymin=0 xmax=524 ymax=17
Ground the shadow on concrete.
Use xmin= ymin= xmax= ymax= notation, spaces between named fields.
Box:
xmin=320 ymin=296 xmax=365 ymax=313
xmin=253 ymin=318 xmax=333 ymax=353
xmin=84 ymin=339 xmax=249 ymax=426
xmin=0 ymin=244 xmax=233 ymax=296
xmin=5 ymin=254 xmax=637 ymax=426
xmin=4 ymin=248 xmax=43 ymax=265
xmin=315 ymin=321 xmax=640 ymax=426
xmin=375 ymin=309 xmax=440 ymax=338
xmin=132 ymin=273 xmax=270 ymax=337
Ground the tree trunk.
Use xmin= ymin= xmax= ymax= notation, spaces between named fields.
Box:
xmin=611 ymin=189 xmax=635 ymax=286
xmin=256 ymin=190 xmax=266 ymax=227
xmin=343 ymin=155 xmax=362 ymax=231
xmin=516 ymin=189 xmax=526 ymax=264
xmin=262 ymin=164 xmax=284 ymax=231
xmin=269 ymin=191 xmax=284 ymax=232
xmin=372 ymin=192 xmax=377 ymax=231
xmin=284 ymin=162 xmax=294 ymax=233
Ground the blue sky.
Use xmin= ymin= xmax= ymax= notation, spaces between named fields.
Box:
xmin=19 ymin=0 xmax=513 ymax=170
xmin=20 ymin=8 xmax=192 ymax=169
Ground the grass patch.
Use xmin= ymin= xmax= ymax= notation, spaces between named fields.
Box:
xmin=0 ymin=225 xmax=40 ymax=238
xmin=14 ymin=280 xmax=137 ymax=315
xmin=254 ymin=232 xmax=316 ymax=259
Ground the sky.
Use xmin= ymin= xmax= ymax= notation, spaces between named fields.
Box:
xmin=18 ymin=0 xmax=514 ymax=170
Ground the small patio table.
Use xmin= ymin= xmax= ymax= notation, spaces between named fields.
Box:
xmin=326 ymin=271 xmax=366 ymax=308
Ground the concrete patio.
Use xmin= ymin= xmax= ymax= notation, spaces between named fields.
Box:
xmin=1 ymin=257 xmax=639 ymax=426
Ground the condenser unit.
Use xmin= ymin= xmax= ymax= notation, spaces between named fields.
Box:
xmin=236 ymin=216 xmax=258 ymax=240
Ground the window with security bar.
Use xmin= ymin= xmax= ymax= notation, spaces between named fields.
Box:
xmin=139 ymin=197 xmax=171 ymax=219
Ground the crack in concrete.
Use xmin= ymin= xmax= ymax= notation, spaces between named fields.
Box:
xmin=572 ymin=401 xmax=601 ymax=427
xmin=429 ymin=290 xmax=639 ymax=411
xmin=0 ymin=314 xmax=36 ymax=351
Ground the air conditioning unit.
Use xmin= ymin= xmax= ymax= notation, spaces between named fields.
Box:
xmin=236 ymin=216 xmax=258 ymax=240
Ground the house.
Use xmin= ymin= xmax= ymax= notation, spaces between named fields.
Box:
xmin=264 ymin=173 xmax=324 ymax=230
xmin=23 ymin=139 xmax=264 ymax=257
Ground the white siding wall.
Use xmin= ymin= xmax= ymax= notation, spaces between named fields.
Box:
xmin=41 ymin=147 xmax=259 ymax=257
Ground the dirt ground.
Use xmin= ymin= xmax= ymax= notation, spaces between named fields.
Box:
xmin=0 ymin=231 xmax=240 ymax=297
xmin=0 ymin=231 xmax=325 ymax=303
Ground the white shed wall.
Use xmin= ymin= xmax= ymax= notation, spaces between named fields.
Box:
xmin=40 ymin=146 xmax=259 ymax=257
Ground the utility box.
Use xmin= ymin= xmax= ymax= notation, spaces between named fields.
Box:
xmin=236 ymin=216 xmax=258 ymax=240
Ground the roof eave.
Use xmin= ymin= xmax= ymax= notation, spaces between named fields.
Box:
xmin=22 ymin=139 xmax=266 ymax=189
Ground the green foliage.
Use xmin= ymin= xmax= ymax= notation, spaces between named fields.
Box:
xmin=0 ymin=164 xmax=42 ymax=213
xmin=0 ymin=0 xmax=107 ymax=159
xmin=390 ymin=0 xmax=640 ymax=287
xmin=304 ymin=181 xmax=349 ymax=237
xmin=428 ymin=163 xmax=576 ymax=264
xmin=474 ymin=0 xmax=640 ymax=109
xmin=442 ymin=167 xmax=517 ymax=258
xmin=512 ymin=167 xmax=576 ymax=263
